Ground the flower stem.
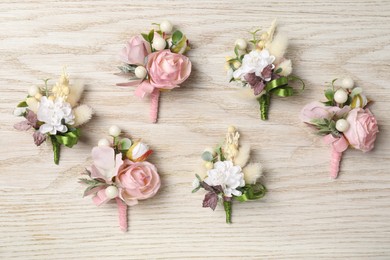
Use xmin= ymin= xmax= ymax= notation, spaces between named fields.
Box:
xmin=330 ymin=148 xmax=342 ymax=179
xmin=258 ymin=93 xmax=270 ymax=120
xmin=116 ymin=198 xmax=128 ymax=232
xmin=150 ymin=88 xmax=160 ymax=123
xmin=50 ymin=136 xmax=60 ymax=165
xmin=223 ymin=196 xmax=232 ymax=224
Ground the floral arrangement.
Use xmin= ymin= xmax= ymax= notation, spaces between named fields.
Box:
xmin=226 ymin=20 xmax=304 ymax=120
xmin=80 ymin=126 xmax=160 ymax=232
xmin=301 ymin=77 xmax=379 ymax=179
xmin=117 ymin=20 xmax=192 ymax=123
xmin=192 ymin=126 xmax=266 ymax=223
xmin=13 ymin=69 xmax=93 ymax=164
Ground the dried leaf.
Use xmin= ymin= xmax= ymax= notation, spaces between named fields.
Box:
xmin=33 ymin=131 xmax=46 ymax=146
xmin=202 ymin=192 xmax=218 ymax=211
xmin=14 ymin=120 xmax=31 ymax=131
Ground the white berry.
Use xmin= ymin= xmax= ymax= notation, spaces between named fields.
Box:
xmin=98 ymin=138 xmax=110 ymax=147
xmin=28 ymin=85 xmax=39 ymax=96
xmin=160 ymin=20 xmax=173 ymax=33
xmin=152 ymin=37 xmax=166 ymax=51
xmin=105 ymin=186 xmax=119 ymax=199
xmin=109 ymin=125 xmax=121 ymax=137
xmin=134 ymin=66 xmax=147 ymax=79
xmin=341 ymin=77 xmax=354 ymax=89
xmin=334 ymin=89 xmax=348 ymax=104
xmin=336 ymin=119 xmax=350 ymax=132
xmin=235 ymin=38 xmax=247 ymax=50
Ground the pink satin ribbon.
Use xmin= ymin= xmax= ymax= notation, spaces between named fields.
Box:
xmin=116 ymin=198 xmax=128 ymax=232
xmin=117 ymin=80 xmax=160 ymax=123
xmin=323 ymin=134 xmax=349 ymax=179
xmin=92 ymin=190 xmax=128 ymax=232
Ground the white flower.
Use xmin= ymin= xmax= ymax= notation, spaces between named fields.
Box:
xmin=204 ymin=161 xmax=245 ymax=197
xmin=13 ymin=107 xmax=27 ymax=116
xmin=232 ymin=49 xmax=275 ymax=80
xmin=127 ymin=142 xmax=151 ymax=161
xmin=37 ymin=96 xmax=75 ymax=135
xmin=192 ymin=178 xmax=200 ymax=189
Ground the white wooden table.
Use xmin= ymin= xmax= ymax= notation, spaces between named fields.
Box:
xmin=1 ymin=0 xmax=389 ymax=258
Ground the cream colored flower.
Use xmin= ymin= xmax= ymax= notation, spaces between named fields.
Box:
xmin=52 ymin=72 xmax=70 ymax=100
xmin=223 ymin=128 xmax=240 ymax=160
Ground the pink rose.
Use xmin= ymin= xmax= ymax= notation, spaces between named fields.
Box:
xmin=120 ymin=35 xmax=151 ymax=65
xmin=146 ymin=49 xmax=191 ymax=89
xmin=343 ymin=108 xmax=378 ymax=152
xmin=116 ymin=160 xmax=160 ymax=206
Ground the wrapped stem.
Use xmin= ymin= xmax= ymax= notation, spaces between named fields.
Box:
xmin=150 ymin=88 xmax=160 ymax=123
xmin=116 ymin=198 xmax=128 ymax=232
xmin=50 ymin=136 xmax=60 ymax=165
xmin=258 ymin=93 xmax=270 ymax=120
xmin=330 ymin=147 xmax=342 ymax=179
xmin=223 ymin=196 xmax=232 ymax=224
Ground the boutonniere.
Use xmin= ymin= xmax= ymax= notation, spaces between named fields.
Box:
xmin=80 ymin=126 xmax=161 ymax=231
xmin=116 ymin=20 xmax=192 ymax=123
xmin=226 ymin=20 xmax=304 ymax=120
xmin=13 ymin=69 xmax=93 ymax=164
xmin=192 ymin=126 xmax=266 ymax=223
xmin=301 ymin=77 xmax=379 ymax=178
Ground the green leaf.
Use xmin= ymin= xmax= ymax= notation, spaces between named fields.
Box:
xmin=201 ymin=151 xmax=213 ymax=161
xmin=141 ymin=33 xmax=149 ymax=42
xmin=274 ymin=67 xmax=282 ymax=74
xmin=79 ymin=178 xmax=102 ymax=186
xmin=171 ymin=30 xmax=183 ymax=44
xmin=192 ymin=186 xmax=201 ymax=193
xmin=216 ymin=147 xmax=225 ymax=161
xmin=195 ymin=174 xmax=202 ymax=182
xmin=17 ymin=101 xmax=28 ymax=107
xmin=234 ymin=46 xmax=239 ymax=57
xmin=324 ymin=89 xmax=334 ymax=101
xmin=148 ymin=29 xmax=154 ymax=42
xmin=322 ymin=101 xmax=334 ymax=106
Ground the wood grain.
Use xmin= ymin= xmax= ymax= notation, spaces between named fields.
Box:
xmin=1 ymin=0 xmax=390 ymax=259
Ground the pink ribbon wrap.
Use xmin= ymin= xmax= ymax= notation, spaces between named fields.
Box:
xmin=92 ymin=190 xmax=128 ymax=232
xmin=117 ymin=80 xmax=161 ymax=123
xmin=116 ymin=198 xmax=128 ymax=232
xmin=323 ymin=134 xmax=349 ymax=179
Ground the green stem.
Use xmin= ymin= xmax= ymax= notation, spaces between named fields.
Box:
xmin=50 ymin=136 xmax=61 ymax=165
xmin=223 ymin=197 xmax=232 ymax=224
xmin=258 ymin=93 xmax=270 ymax=120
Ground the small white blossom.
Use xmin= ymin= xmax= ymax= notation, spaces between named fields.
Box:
xmin=192 ymin=178 xmax=200 ymax=189
xmin=233 ymin=49 xmax=275 ymax=80
xmin=37 ymin=96 xmax=75 ymax=135
xmin=204 ymin=161 xmax=245 ymax=197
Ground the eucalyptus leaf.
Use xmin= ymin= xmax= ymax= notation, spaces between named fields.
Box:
xmin=201 ymin=151 xmax=213 ymax=161
xmin=171 ymin=30 xmax=183 ymax=44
